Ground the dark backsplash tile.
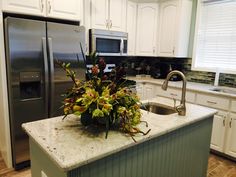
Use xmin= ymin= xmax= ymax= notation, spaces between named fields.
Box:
xmin=100 ymin=56 xmax=236 ymax=88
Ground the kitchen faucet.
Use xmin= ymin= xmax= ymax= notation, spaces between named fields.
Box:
xmin=162 ymin=70 xmax=187 ymax=116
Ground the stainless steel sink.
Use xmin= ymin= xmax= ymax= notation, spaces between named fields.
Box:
xmin=210 ymin=88 xmax=236 ymax=95
xmin=141 ymin=102 xmax=177 ymax=115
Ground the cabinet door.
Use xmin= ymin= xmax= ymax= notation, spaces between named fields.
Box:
xmin=127 ymin=1 xmax=137 ymax=55
xmin=143 ymin=84 xmax=155 ymax=100
xmin=136 ymin=83 xmax=144 ymax=100
xmin=2 ymin=0 xmax=45 ymax=16
xmin=136 ymin=3 xmax=158 ymax=56
xmin=225 ymin=115 xmax=236 ymax=158
xmin=91 ymin=0 xmax=109 ymax=30
xmin=46 ymin=0 xmax=82 ymax=21
xmin=109 ymin=0 xmax=127 ymax=31
xmin=210 ymin=113 xmax=227 ymax=152
xmin=158 ymin=0 xmax=178 ymax=57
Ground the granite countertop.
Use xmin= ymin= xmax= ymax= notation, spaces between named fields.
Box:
xmin=127 ymin=76 xmax=236 ymax=98
xmin=22 ymin=97 xmax=217 ymax=172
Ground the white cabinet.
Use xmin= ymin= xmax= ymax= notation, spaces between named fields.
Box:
xmin=91 ymin=0 xmax=127 ymax=31
xmin=127 ymin=1 xmax=137 ymax=55
xmin=46 ymin=0 xmax=83 ymax=21
xmin=155 ymin=85 xmax=196 ymax=103
xmin=2 ymin=0 xmax=83 ymax=21
xmin=2 ymin=0 xmax=45 ymax=16
xmin=136 ymin=83 xmax=155 ymax=100
xmin=91 ymin=0 xmax=109 ymax=30
xmin=158 ymin=0 xmax=192 ymax=57
xmin=210 ymin=112 xmax=227 ymax=152
xmin=136 ymin=83 xmax=144 ymax=100
xmin=158 ymin=0 xmax=177 ymax=57
xmin=196 ymin=93 xmax=230 ymax=110
xmin=109 ymin=0 xmax=127 ymax=31
xmin=143 ymin=84 xmax=155 ymax=100
xmin=136 ymin=3 xmax=158 ymax=56
xmin=225 ymin=114 xmax=236 ymax=158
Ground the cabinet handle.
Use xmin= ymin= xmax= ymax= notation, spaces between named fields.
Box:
xmin=48 ymin=1 xmax=52 ymax=14
xmin=229 ymin=118 xmax=232 ymax=128
xmin=40 ymin=0 xmax=44 ymax=12
xmin=110 ymin=20 xmax=112 ymax=29
xmin=170 ymin=93 xmax=178 ymax=97
xmin=105 ymin=20 xmax=108 ymax=29
xmin=153 ymin=47 xmax=155 ymax=54
xmin=223 ymin=117 xmax=226 ymax=126
xmin=172 ymin=47 xmax=175 ymax=55
xmin=207 ymin=100 xmax=217 ymax=104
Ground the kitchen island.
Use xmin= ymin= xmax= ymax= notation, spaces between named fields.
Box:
xmin=22 ymin=97 xmax=217 ymax=177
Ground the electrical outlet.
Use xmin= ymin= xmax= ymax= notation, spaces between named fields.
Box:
xmin=41 ymin=170 xmax=48 ymax=177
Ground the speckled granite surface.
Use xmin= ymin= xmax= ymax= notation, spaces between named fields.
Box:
xmin=22 ymin=97 xmax=217 ymax=172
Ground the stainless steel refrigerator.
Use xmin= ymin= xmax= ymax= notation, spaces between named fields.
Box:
xmin=4 ymin=17 xmax=86 ymax=169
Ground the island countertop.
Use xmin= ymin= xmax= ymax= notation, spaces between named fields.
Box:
xmin=22 ymin=97 xmax=217 ymax=172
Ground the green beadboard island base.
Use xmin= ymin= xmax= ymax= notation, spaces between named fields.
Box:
xmin=23 ymin=97 xmax=217 ymax=177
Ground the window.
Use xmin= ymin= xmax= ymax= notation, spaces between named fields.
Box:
xmin=192 ymin=0 xmax=236 ymax=73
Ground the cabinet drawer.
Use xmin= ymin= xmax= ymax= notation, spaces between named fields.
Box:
xmin=156 ymin=87 xmax=180 ymax=99
xmin=156 ymin=86 xmax=195 ymax=103
xmin=196 ymin=93 xmax=230 ymax=110
xmin=186 ymin=91 xmax=196 ymax=103
xmin=230 ymin=100 xmax=236 ymax=113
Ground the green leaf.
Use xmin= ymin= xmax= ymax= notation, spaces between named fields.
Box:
xmin=66 ymin=63 xmax=71 ymax=68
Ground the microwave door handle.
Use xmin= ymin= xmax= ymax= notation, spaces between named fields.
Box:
xmin=120 ymin=39 xmax=124 ymax=55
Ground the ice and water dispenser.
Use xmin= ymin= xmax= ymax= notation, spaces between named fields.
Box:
xmin=19 ymin=72 xmax=41 ymax=100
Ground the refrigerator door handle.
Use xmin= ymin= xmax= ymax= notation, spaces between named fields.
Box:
xmin=47 ymin=37 xmax=55 ymax=117
xmin=42 ymin=37 xmax=49 ymax=114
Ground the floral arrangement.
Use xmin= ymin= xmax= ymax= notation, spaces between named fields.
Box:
xmin=58 ymin=52 xmax=150 ymax=141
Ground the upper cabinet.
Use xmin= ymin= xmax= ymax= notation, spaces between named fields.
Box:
xmin=91 ymin=0 xmax=127 ymax=32
xmin=158 ymin=0 xmax=192 ymax=57
xmin=46 ymin=0 xmax=83 ymax=21
xmin=2 ymin=0 xmax=83 ymax=21
xmin=2 ymin=0 xmax=45 ymax=16
xmin=91 ymin=0 xmax=109 ymax=30
xmin=126 ymin=1 xmax=137 ymax=55
xmin=136 ymin=3 xmax=158 ymax=56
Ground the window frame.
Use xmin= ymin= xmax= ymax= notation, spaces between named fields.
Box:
xmin=192 ymin=0 xmax=236 ymax=74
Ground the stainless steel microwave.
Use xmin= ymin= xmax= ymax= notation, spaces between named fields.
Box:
xmin=89 ymin=29 xmax=128 ymax=56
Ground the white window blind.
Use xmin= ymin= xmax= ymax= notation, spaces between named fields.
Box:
xmin=193 ymin=0 xmax=236 ymax=71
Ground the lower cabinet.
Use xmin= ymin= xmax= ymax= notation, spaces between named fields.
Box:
xmin=155 ymin=85 xmax=196 ymax=103
xmin=210 ymin=112 xmax=227 ymax=152
xmin=136 ymin=83 xmax=144 ymax=100
xmin=225 ymin=113 xmax=236 ymax=158
xmin=135 ymin=80 xmax=236 ymax=159
xmin=136 ymin=83 xmax=155 ymax=100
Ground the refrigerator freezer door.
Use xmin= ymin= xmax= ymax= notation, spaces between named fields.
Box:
xmin=4 ymin=17 xmax=49 ymax=169
xmin=47 ymin=23 xmax=86 ymax=117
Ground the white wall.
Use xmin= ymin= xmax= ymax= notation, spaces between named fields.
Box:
xmin=0 ymin=10 xmax=13 ymax=168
